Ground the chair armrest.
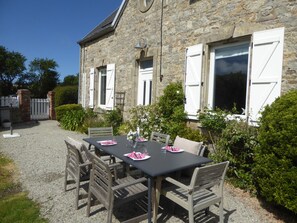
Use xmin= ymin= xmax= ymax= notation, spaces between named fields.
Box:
xmin=164 ymin=176 xmax=190 ymax=191
xmin=108 ymin=162 xmax=122 ymax=169
xmin=79 ymin=161 xmax=92 ymax=168
xmin=112 ymin=177 xmax=147 ymax=191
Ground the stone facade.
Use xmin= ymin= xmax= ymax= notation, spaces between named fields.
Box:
xmin=79 ymin=0 xmax=297 ymax=120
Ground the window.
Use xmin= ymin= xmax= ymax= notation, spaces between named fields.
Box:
xmin=138 ymin=60 xmax=153 ymax=105
xmin=96 ymin=64 xmax=115 ymax=110
xmin=209 ymin=43 xmax=250 ymax=113
xmin=99 ymin=67 xmax=107 ymax=105
xmin=184 ymin=27 xmax=284 ymax=124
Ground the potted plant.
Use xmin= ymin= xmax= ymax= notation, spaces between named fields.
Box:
xmin=2 ymin=119 xmax=11 ymax=128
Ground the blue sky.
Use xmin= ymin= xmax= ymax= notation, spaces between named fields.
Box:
xmin=0 ymin=0 xmax=122 ymax=81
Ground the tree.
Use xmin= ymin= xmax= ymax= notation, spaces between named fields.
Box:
xmin=27 ymin=58 xmax=60 ymax=98
xmin=61 ymin=74 xmax=78 ymax=86
xmin=0 ymin=46 xmax=26 ymax=96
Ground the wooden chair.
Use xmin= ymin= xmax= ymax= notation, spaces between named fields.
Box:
xmin=64 ymin=138 xmax=92 ymax=210
xmin=88 ymin=127 xmax=115 ymax=162
xmin=86 ymin=155 xmax=148 ymax=223
xmin=160 ymin=161 xmax=229 ymax=223
xmin=150 ymin=131 xmax=170 ymax=145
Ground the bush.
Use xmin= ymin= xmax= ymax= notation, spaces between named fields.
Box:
xmin=55 ymin=104 xmax=83 ymax=121
xmin=54 ymin=85 xmax=78 ymax=107
xmin=216 ymin=120 xmax=258 ymax=192
xmin=60 ymin=109 xmax=85 ymax=131
xmin=128 ymin=104 xmax=162 ymax=139
xmin=125 ymin=82 xmax=204 ymax=143
xmin=254 ymin=90 xmax=297 ymax=213
xmin=103 ymin=108 xmax=123 ymax=135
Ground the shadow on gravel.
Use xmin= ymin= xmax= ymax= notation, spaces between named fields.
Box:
xmin=0 ymin=120 xmax=40 ymax=132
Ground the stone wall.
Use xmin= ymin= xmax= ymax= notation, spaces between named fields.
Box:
xmin=80 ymin=0 xmax=297 ymax=119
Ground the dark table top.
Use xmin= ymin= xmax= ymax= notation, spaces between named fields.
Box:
xmin=84 ymin=135 xmax=212 ymax=177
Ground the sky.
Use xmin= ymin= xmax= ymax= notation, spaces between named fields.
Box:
xmin=0 ymin=0 xmax=122 ymax=81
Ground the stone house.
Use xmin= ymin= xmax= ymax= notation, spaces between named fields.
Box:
xmin=78 ymin=0 xmax=297 ymax=125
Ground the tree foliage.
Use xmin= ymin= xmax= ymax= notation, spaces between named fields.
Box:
xmin=27 ymin=58 xmax=60 ymax=98
xmin=0 ymin=46 xmax=26 ymax=96
xmin=61 ymin=74 xmax=78 ymax=86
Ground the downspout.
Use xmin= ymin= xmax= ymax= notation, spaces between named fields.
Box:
xmin=159 ymin=0 xmax=164 ymax=82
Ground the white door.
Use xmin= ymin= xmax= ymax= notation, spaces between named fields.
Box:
xmin=138 ymin=60 xmax=153 ymax=105
xmin=248 ymin=27 xmax=284 ymax=125
xmin=185 ymin=44 xmax=203 ymax=120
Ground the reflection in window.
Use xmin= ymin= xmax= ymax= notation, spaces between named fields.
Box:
xmin=214 ymin=44 xmax=249 ymax=113
xmin=99 ymin=67 xmax=107 ymax=105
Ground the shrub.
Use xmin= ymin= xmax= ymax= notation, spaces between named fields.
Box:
xmin=54 ymin=85 xmax=78 ymax=107
xmin=129 ymin=104 xmax=162 ymax=138
xmin=216 ymin=120 xmax=258 ymax=192
xmin=126 ymin=82 xmax=204 ymax=142
xmin=55 ymin=104 xmax=83 ymax=121
xmin=254 ymin=90 xmax=297 ymax=213
xmin=103 ymin=108 xmax=123 ymax=135
xmin=60 ymin=109 xmax=85 ymax=131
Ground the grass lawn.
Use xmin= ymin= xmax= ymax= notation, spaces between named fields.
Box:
xmin=0 ymin=153 xmax=47 ymax=223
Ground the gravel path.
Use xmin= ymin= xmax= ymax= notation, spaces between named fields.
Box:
xmin=0 ymin=120 xmax=281 ymax=223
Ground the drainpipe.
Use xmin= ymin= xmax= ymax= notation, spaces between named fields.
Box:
xmin=159 ymin=0 xmax=164 ymax=82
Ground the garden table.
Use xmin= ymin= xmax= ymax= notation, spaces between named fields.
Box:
xmin=84 ymin=135 xmax=212 ymax=223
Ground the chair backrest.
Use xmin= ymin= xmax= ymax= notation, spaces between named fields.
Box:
xmin=64 ymin=139 xmax=81 ymax=177
xmin=173 ymin=136 xmax=203 ymax=156
xmin=190 ymin=161 xmax=229 ymax=191
xmin=88 ymin=127 xmax=113 ymax=138
xmin=150 ymin=131 xmax=170 ymax=145
xmin=89 ymin=156 xmax=113 ymax=209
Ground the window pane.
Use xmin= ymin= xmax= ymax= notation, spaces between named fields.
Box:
xmin=100 ymin=68 xmax=107 ymax=105
xmin=214 ymin=44 xmax=249 ymax=113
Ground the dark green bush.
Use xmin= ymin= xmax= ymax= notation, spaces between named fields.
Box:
xmin=178 ymin=126 xmax=205 ymax=143
xmin=55 ymin=104 xmax=83 ymax=121
xmin=54 ymin=85 xmax=78 ymax=107
xmin=103 ymin=108 xmax=123 ymax=135
xmin=60 ymin=109 xmax=85 ymax=131
xmin=216 ymin=120 xmax=258 ymax=192
xmin=254 ymin=90 xmax=297 ymax=213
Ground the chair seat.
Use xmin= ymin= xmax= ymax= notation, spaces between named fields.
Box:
xmin=162 ymin=186 xmax=221 ymax=212
xmin=113 ymin=176 xmax=147 ymax=205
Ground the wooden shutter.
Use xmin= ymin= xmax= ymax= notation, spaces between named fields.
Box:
xmin=248 ymin=27 xmax=284 ymax=125
xmin=185 ymin=44 xmax=203 ymax=120
xmin=105 ymin=64 xmax=115 ymax=110
xmin=81 ymin=72 xmax=86 ymax=107
xmin=89 ymin=68 xmax=95 ymax=108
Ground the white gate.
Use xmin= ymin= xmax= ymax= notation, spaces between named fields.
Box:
xmin=30 ymin=98 xmax=49 ymax=120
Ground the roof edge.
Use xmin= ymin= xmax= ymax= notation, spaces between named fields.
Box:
xmin=77 ymin=0 xmax=127 ymax=46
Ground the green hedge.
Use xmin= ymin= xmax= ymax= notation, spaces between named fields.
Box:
xmin=254 ymin=90 xmax=297 ymax=214
xmin=55 ymin=104 xmax=83 ymax=121
xmin=54 ymin=85 xmax=78 ymax=107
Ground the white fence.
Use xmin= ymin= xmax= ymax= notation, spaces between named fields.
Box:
xmin=0 ymin=96 xmax=19 ymax=108
xmin=30 ymin=98 xmax=49 ymax=120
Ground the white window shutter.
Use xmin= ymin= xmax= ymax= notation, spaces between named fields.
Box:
xmin=89 ymin=68 xmax=95 ymax=108
xmin=185 ymin=44 xmax=203 ymax=120
xmin=105 ymin=64 xmax=115 ymax=110
xmin=249 ymin=27 xmax=284 ymax=125
xmin=81 ymin=72 xmax=87 ymax=108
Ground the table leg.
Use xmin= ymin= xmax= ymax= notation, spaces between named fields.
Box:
xmin=152 ymin=176 xmax=162 ymax=223
xmin=147 ymin=177 xmax=152 ymax=223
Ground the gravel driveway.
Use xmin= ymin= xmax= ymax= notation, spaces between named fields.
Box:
xmin=0 ymin=120 xmax=279 ymax=223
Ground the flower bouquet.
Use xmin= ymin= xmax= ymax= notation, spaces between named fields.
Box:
xmin=127 ymin=128 xmax=140 ymax=148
